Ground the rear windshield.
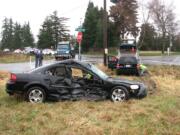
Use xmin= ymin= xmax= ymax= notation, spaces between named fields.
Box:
xmin=119 ymin=44 xmax=136 ymax=53
xmin=118 ymin=57 xmax=138 ymax=64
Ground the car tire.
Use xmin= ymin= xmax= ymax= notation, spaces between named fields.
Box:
xmin=25 ymin=86 xmax=46 ymax=103
xmin=111 ymin=86 xmax=129 ymax=102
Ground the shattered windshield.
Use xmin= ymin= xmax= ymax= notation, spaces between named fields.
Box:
xmin=88 ymin=64 xmax=109 ymax=80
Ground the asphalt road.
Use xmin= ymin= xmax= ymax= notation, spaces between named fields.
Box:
xmin=0 ymin=55 xmax=180 ymax=73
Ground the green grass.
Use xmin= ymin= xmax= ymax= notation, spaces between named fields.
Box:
xmin=0 ymin=54 xmax=54 ymax=63
xmin=84 ymin=48 xmax=180 ymax=56
xmin=0 ymin=66 xmax=180 ymax=135
xmin=139 ymin=51 xmax=180 ymax=56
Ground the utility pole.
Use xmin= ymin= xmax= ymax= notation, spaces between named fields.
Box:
xmin=103 ymin=0 xmax=108 ymax=66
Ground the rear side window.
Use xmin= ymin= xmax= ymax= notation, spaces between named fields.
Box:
xmin=45 ymin=67 xmax=66 ymax=77
xmin=118 ymin=57 xmax=138 ymax=64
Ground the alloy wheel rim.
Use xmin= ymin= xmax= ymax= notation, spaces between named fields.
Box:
xmin=112 ymin=88 xmax=126 ymax=102
xmin=29 ymin=89 xmax=43 ymax=103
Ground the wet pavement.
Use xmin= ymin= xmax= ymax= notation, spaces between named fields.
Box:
xmin=0 ymin=55 xmax=180 ymax=73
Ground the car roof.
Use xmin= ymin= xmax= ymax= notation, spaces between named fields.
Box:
xmin=119 ymin=43 xmax=136 ymax=47
xmin=30 ymin=60 xmax=90 ymax=73
xmin=57 ymin=59 xmax=90 ymax=68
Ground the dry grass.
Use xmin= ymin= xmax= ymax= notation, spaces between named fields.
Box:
xmin=0 ymin=66 xmax=180 ymax=135
xmin=0 ymin=53 xmax=53 ymax=63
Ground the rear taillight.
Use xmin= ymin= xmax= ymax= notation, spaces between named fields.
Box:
xmin=117 ymin=64 xmax=123 ymax=68
xmin=10 ymin=73 xmax=17 ymax=81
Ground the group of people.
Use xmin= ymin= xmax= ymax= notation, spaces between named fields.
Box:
xmin=35 ymin=50 xmax=43 ymax=68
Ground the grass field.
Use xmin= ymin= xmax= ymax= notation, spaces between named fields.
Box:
xmin=0 ymin=66 xmax=180 ymax=135
xmin=85 ymin=48 xmax=180 ymax=56
xmin=0 ymin=53 xmax=54 ymax=63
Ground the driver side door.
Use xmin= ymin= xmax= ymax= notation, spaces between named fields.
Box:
xmin=68 ymin=66 xmax=108 ymax=100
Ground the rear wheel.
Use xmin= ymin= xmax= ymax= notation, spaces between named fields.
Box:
xmin=111 ymin=86 xmax=129 ymax=102
xmin=25 ymin=87 xmax=46 ymax=103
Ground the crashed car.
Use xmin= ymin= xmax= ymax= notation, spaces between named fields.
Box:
xmin=6 ymin=60 xmax=147 ymax=103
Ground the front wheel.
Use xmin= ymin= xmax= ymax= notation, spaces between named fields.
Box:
xmin=111 ymin=86 xmax=129 ymax=102
xmin=25 ymin=87 xmax=46 ymax=103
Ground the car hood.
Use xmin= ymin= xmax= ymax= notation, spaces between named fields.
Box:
xmin=106 ymin=77 xmax=141 ymax=85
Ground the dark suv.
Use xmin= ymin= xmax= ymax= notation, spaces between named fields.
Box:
xmin=116 ymin=56 xmax=141 ymax=75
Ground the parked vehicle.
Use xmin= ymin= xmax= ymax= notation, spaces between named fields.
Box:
xmin=42 ymin=49 xmax=55 ymax=55
xmin=6 ymin=60 xmax=147 ymax=103
xmin=116 ymin=55 xmax=141 ymax=75
xmin=3 ymin=48 xmax=10 ymax=52
xmin=23 ymin=47 xmax=34 ymax=54
xmin=108 ymin=39 xmax=145 ymax=76
xmin=55 ymin=41 xmax=75 ymax=60
xmin=14 ymin=49 xmax=23 ymax=54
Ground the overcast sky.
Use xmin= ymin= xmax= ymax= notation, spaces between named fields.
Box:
xmin=0 ymin=0 xmax=179 ymax=41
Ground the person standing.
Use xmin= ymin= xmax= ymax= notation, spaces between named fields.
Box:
xmin=39 ymin=50 xmax=43 ymax=67
xmin=35 ymin=49 xmax=39 ymax=68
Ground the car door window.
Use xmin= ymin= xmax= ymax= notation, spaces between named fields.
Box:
xmin=54 ymin=67 xmax=66 ymax=77
xmin=70 ymin=67 xmax=94 ymax=80
xmin=45 ymin=66 xmax=66 ymax=77
xmin=71 ymin=68 xmax=83 ymax=78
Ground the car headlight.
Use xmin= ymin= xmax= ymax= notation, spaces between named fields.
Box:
xmin=66 ymin=51 xmax=69 ymax=53
xmin=130 ymin=85 xmax=139 ymax=90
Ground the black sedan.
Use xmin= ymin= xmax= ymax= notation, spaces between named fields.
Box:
xmin=6 ymin=60 xmax=147 ymax=103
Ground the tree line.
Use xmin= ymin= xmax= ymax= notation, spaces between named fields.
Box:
xmin=0 ymin=18 xmax=34 ymax=49
xmin=0 ymin=0 xmax=180 ymax=53
xmin=82 ymin=0 xmax=180 ymax=53
xmin=0 ymin=11 xmax=70 ymax=50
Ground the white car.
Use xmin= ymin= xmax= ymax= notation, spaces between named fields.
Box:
xmin=42 ymin=49 xmax=55 ymax=55
xmin=23 ymin=47 xmax=34 ymax=54
xmin=3 ymin=48 xmax=10 ymax=52
xmin=14 ymin=49 xmax=22 ymax=54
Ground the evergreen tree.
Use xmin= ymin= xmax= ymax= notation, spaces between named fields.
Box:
xmin=38 ymin=17 xmax=54 ymax=49
xmin=82 ymin=2 xmax=99 ymax=51
xmin=95 ymin=18 xmax=103 ymax=49
xmin=13 ymin=22 xmax=23 ymax=49
xmin=38 ymin=11 xmax=70 ymax=49
xmin=1 ymin=18 xmax=14 ymax=49
xmin=21 ymin=23 xmax=34 ymax=47
xmin=1 ymin=18 xmax=34 ymax=49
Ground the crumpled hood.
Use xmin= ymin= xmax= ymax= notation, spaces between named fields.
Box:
xmin=107 ymin=77 xmax=141 ymax=85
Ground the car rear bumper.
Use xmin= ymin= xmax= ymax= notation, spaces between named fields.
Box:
xmin=116 ymin=68 xmax=139 ymax=74
xmin=55 ymin=55 xmax=72 ymax=60
xmin=6 ymin=81 xmax=23 ymax=95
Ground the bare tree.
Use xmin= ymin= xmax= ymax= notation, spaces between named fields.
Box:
xmin=110 ymin=0 xmax=139 ymax=39
xmin=138 ymin=0 xmax=151 ymax=49
xmin=148 ymin=0 xmax=177 ymax=54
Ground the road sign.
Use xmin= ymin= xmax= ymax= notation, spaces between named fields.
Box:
xmin=77 ymin=32 xmax=83 ymax=44
xmin=75 ymin=26 xmax=85 ymax=32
